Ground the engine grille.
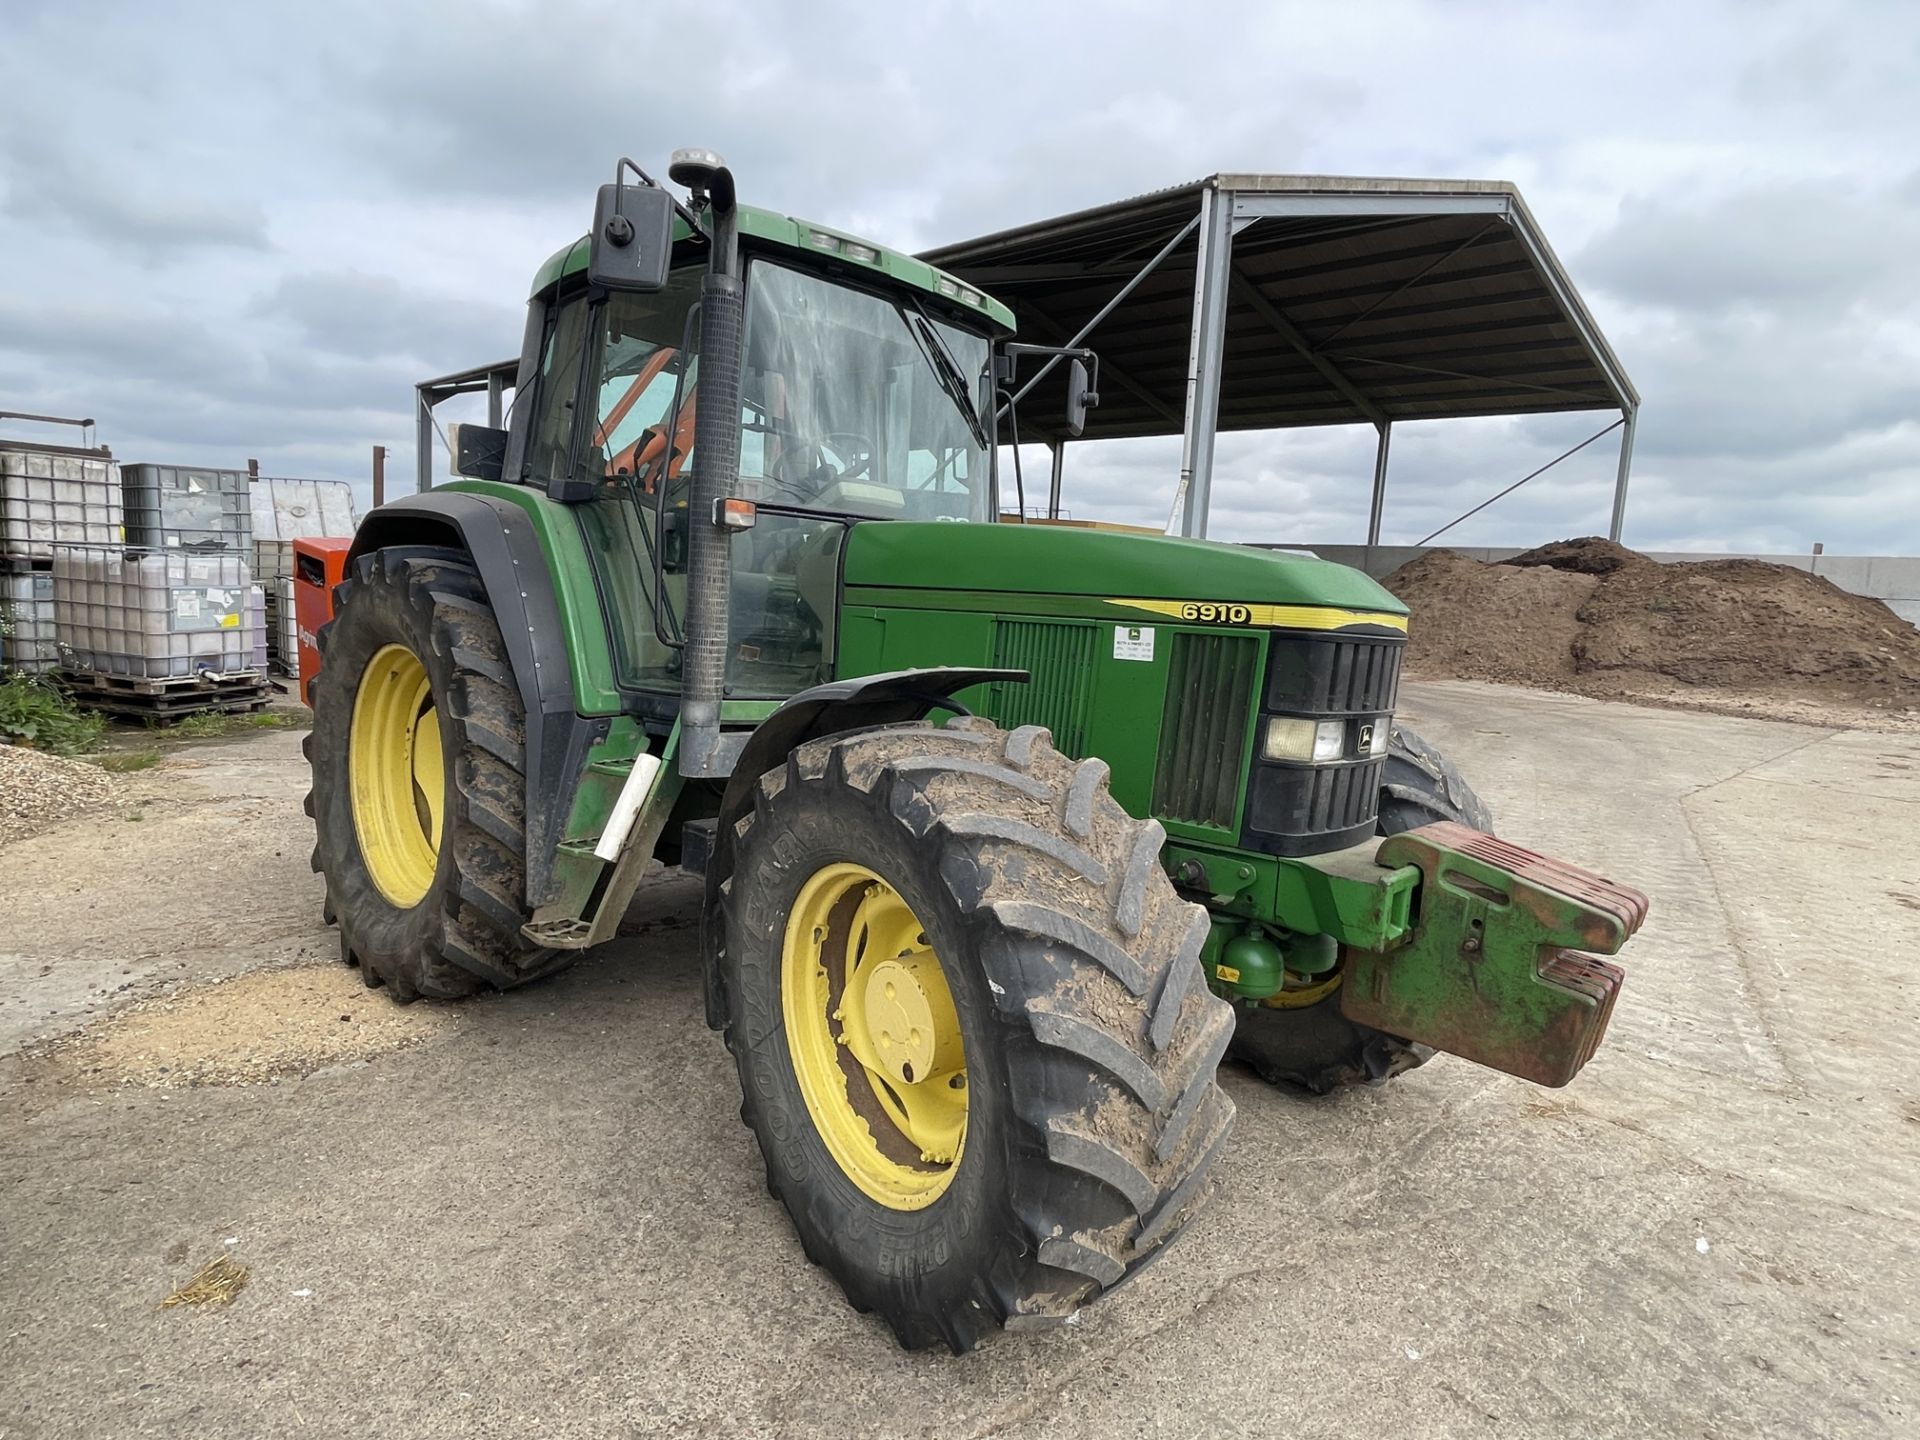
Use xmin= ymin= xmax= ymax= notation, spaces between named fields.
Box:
xmin=1264 ymin=631 xmax=1402 ymax=714
xmin=1152 ymin=631 xmax=1261 ymax=829
xmin=989 ymin=619 xmax=1097 ymax=757
xmin=1245 ymin=755 xmax=1387 ymax=847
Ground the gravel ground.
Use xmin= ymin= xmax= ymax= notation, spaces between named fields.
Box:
xmin=23 ymin=963 xmax=457 ymax=1090
xmin=0 ymin=741 xmax=115 ymax=846
xmin=2 ymin=690 xmax=1916 ymax=1439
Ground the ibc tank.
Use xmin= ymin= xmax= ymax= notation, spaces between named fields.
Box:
xmin=0 ymin=444 xmax=123 ymax=561
xmin=1 ymin=570 xmax=58 ymax=674
xmin=53 ymin=548 xmax=260 ymax=679
xmin=250 ymin=476 xmax=356 ymax=586
xmin=272 ymin=574 xmax=299 ymax=673
xmin=120 ymin=464 xmax=252 ymax=553
xmin=248 ymin=585 xmax=268 ymax=673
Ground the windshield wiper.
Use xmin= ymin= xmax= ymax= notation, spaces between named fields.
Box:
xmin=901 ymin=301 xmax=990 ymax=451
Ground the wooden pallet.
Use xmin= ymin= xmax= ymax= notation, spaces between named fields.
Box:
xmin=56 ymin=667 xmax=272 ymax=723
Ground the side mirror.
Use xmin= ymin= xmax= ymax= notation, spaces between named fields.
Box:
xmin=449 ymin=422 xmax=507 ymax=481
xmin=589 ymin=182 xmax=674 ymax=292
xmin=1066 ymin=357 xmax=1100 ymax=438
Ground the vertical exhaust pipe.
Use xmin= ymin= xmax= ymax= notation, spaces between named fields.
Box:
xmin=671 ymin=150 xmax=741 ymax=778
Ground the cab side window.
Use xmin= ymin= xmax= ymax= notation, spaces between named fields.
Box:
xmin=523 ymin=293 xmax=591 ymax=484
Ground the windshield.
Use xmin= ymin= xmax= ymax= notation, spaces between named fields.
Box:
xmin=739 ymin=260 xmax=993 ymax=522
xmin=555 ymin=259 xmax=997 ymax=699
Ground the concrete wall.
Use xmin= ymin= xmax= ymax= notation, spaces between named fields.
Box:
xmin=1278 ymin=545 xmax=1920 ymax=628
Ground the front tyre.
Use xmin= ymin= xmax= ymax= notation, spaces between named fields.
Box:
xmin=720 ymin=718 xmax=1236 ymax=1352
xmin=1227 ymin=722 xmax=1494 ymax=1093
xmin=305 ymin=546 xmax=563 ymax=1002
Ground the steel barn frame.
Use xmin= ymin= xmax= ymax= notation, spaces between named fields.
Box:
xmin=922 ymin=174 xmax=1639 ymax=542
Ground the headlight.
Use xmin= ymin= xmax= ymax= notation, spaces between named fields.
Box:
xmin=1262 ymin=716 xmax=1346 ymax=763
xmin=1262 ymin=714 xmax=1393 ymax=764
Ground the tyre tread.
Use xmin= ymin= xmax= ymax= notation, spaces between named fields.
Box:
xmin=719 ymin=716 xmax=1237 ymax=1351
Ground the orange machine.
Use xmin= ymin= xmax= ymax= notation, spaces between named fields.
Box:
xmin=292 ymin=537 xmax=353 ymax=706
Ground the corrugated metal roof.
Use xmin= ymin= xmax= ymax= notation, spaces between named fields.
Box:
xmin=921 ymin=175 xmax=1634 ymax=443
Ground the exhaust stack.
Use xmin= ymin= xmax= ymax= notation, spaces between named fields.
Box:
xmin=672 ymin=149 xmax=741 ymax=779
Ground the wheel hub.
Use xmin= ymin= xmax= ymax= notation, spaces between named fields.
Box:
xmin=781 ymin=863 xmax=969 ymax=1209
xmin=858 ymin=955 xmax=961 ymax=1086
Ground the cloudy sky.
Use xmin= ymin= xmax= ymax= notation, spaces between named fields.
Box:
xmin=2 ymin=0 xmax=1916 ymax=553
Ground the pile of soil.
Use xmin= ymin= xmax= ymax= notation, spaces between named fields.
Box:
xmin=0 ymin=743 xmax=115 ymax=847
xmin=1507 ymin=536 xmax=1649 ymax=576
xmin=1383 ymin=537 xmax=1920 ymax=722
xmin=1383 ymin=549 xmax=1597 ymax=687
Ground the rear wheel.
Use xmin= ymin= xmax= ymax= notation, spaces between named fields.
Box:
xmin=1227 ymin=723 xmax=1493 ymax=1093
xmin=306 ymin=546 xmax=566 ymax=1001
xmin=720 ymin=718 xmax=1236 ymax=1351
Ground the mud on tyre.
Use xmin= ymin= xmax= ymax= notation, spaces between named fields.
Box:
xmin=305 ymin=545 xmax=566 ymax=1002
xmin=1227 ymin=722 xmax=1494 ymax=1094
xmin=719 ymin=717 xmax=1237 ymax=1352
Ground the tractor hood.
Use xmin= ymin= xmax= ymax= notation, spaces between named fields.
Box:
xmin=841 ymin=521 xmax=1406 ymax=617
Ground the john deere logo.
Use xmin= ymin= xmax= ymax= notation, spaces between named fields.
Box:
xmin=1356 ymin=723 xmax=1374 ymax=754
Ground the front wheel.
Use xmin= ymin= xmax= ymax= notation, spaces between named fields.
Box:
xmin=1227 ymin=723 xmax=1493 ymax=1093
xmin=719 ymin=718 xmax=1236 ymax=1352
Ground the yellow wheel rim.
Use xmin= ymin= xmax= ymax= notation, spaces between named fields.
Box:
xmin=781 ymin=863 xmax=968 ymax=1211
xmin=348 ymin=643 xmax=443 ymax=908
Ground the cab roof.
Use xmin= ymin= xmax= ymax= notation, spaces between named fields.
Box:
xmin=531 ymin=203 xmax=1017 ymax=333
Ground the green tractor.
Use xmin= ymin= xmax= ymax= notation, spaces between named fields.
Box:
xmin=307 ymin=150 xmax=1646 ymax=1351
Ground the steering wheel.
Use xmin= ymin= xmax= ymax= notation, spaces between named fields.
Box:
xmin=820 ymin=431 xmax=876 ymax=482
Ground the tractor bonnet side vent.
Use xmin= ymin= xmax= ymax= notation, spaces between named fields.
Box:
xmin=989 ymin=619 xmax=1098 ymax=758
xmin=1152 ymin=631 xmax=1260 ymax=830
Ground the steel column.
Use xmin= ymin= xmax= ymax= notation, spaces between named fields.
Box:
xmin=486 ymin=371 xmax=505 ymax=429
xmin=1176 ymin=186 xmax=1235 ymax=538
xmin=1608 ymin=408 xmax=1637 ymax=542
xmin=415 ymin=389 xmax=434 ymax=495
xmin=1047 ymin=442 xmax=1065 ymax=518
xmin=1367 ymin=421 xmax=1392 ymax=545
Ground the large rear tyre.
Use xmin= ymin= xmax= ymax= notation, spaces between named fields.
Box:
xmin=719 ymin=718 xmax=1236 ymax=1352
xmin=305 ymin=546 xmax=565 ymax=1002
xmin=1227 ymin=723 xmax=1493 ymax=1094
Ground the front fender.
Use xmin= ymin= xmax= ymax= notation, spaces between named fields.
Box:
xmin=700 ymin=666 xmax=1026 ymax=1027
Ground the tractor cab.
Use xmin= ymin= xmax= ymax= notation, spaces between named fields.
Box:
xmin=477 ymin=174 xmax=1013 ymax=708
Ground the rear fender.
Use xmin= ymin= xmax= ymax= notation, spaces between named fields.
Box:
xmin=349 ymin=492 xmax=604 ymax=909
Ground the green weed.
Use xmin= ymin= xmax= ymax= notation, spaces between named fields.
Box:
xmin=0 ymin=675 xmax=105 ymax=755
xmin=97 ymin=748 xmax=164 ymax=773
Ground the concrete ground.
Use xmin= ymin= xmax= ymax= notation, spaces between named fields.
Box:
xmin=1 ymin=681 xmax=1916 ymax=1439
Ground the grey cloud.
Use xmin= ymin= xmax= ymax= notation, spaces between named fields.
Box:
xmin=3 ymin=0 xmax=1920 ymax=558
xmin=255 ymin=270 xmax=522 ymax=370
xmin=1578 ymin=182 xmax=1920 ymax=314
xmin=0 ymin=295 xmax=248 ymax=390
xmin=0 ymin=126 xmax=270 ymax=258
